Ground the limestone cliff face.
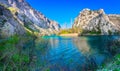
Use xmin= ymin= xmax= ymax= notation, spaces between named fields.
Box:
xmin=0 ymin=5 xmax=26 ymax=37
xmin=73 ymin=8 xmax=120 ymax=35
xmin=0 ymin=0 xmax=60 ymax=36
xmin=108 ymin=15 xmax=120 ymax=29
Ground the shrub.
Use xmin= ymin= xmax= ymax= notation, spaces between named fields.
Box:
xmin=0 ymin=35 xmax=33 ymax=71
xmin=0 ymin=35 xmax=19 ymax=52
xmin=59 ymin=29 xmax=71 ymax=34
xmin=8 ymin=7 xmax=17 ymax=14
xmin=108 ymin=30 xmax=112 ymax=35
xmin=59 ymin=28 xmax=83 ymax=34
xmin=12 ymin=54 xmax=29 ymax=63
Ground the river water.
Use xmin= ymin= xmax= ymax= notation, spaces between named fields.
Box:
xmin=31 ymin=35 xmax=120 ymax=71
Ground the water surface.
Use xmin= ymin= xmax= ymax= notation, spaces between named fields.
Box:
xmin=32 ymin=35 xmax=120 ymax=71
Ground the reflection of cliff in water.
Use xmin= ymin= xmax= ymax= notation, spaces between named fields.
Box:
xmin=73 ymin=36 xmax=120 ymax=55
xmin=72 ymin=37 xmax=91 ymax=54
xmin=72 ymin=36 xmax=120 ymax=70
xmin=86 ymin=36 xmax=120 ymax=55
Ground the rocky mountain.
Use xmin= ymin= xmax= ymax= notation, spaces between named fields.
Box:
xmin=0 ymin=5 xmax=26 ymax=37
xmin=73 ymin=8 xmax=120 ymax=35
xmin=108 ymin=15 xmax=120 ymax=29
xmin=0 ymin=0 xmax=60 ymax=37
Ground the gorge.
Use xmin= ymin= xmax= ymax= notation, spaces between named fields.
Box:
xmin=0 ymin=0 xmax=120 ymax=71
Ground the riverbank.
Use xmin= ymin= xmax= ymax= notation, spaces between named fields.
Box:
xmin=59 ymin=33 xmax=79 ymax=37
xmin=59 ymin=33 xmax=107 ymax=37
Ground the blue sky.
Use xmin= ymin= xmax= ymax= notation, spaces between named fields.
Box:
xmin=26 ymin=0 xmax=120 ymax=28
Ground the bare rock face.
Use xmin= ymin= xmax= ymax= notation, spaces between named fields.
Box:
xmin=108 ymin=15 xmax=120 ymax=29
xmin=18 ymin=0 xmax=24 ymax=2
xmin=0 ymin=0 xmax=60 ymax=36
xmin=73 ymin=8 xmax=120 ymax=35
xmin=0 ymin=5 xmax=26 ymax=37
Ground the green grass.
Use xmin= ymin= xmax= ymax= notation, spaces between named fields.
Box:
xmin=0 ymin=35 xmax=35 ymax=71
xmin=12 ymin=54 xmax=29 ymax=63
xmin=0 ymin=35 xmax=19 ymax=51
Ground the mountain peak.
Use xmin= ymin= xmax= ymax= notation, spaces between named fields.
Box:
xmin=73 ymin=9 xmax=120 ymax=35
xmin=80 ymin=8 xmax=90 ymax=12
xmin=98 ymin=9 xmax=105 ymax=14
xmin=80 ymin=8 xmax=105 ymax=15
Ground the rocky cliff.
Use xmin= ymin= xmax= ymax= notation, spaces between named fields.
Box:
xmin=0 ymin=5 xmax=26 ymax=37
xmin=0 ymin=0 xmax=60 ymax=37
xmin=73 ymin=8 xmax=120 ymax=35
xmin=108 ymin=15 xmax=120 ymax=29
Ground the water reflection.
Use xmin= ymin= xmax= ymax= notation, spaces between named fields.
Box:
xmin=0 ymin=36 xmax=120 ymax=71
xmin=73 ymin=37 xmax=91 ymax=54
xmin=35 ymin=36 xmax=120 ymax=71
